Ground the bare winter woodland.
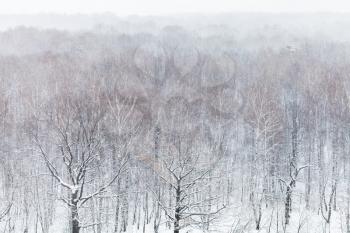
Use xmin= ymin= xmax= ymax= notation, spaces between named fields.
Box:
xmin=1 ymin=13 xmax=350 ymax=233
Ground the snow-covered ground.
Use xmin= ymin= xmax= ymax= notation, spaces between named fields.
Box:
xmin=37 ymin=200 xmax=345 ymax=233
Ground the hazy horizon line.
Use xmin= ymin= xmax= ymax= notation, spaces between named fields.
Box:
xmin=2 ymin=11 xmax=350 ymax=17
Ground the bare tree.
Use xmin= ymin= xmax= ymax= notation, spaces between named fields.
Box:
xmin=32 ymin=92 xmax=128 ymax=233
xmin=244 ymin=79 xmax=282 ymax=230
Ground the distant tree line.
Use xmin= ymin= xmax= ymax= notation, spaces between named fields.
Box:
xmin=0 ymin=25 xmax=349 ymax=233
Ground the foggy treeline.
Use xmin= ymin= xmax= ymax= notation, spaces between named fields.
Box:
xmin=1 ymin=14 xmax=350 ymax=233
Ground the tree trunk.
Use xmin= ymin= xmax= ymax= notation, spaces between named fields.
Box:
xmin=174 ymin=182 xmax=181 ymax=233
xmin=305 ymin=135 xmax=312 ymax=209
xmin=153 ymin=187 xmax=161 ymax=233
xmin=71 ymin=203 xmax=80 ymax=233
xmin=285 ymin=187 xmax=292 ymax=226
xmin=318 ymin=135 xmax=325 ymax=214
xmin=97 ymin=198 xmax=102 ymax=233
xmin=114 ymin=179 xmax=121 ymax=233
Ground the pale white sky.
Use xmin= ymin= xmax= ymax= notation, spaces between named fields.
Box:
xmin=3 ymin=0 xmax=350 ymax=15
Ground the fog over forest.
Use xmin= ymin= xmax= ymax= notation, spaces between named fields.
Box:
xmin=0 ymin=13 xmax=350 ymax=233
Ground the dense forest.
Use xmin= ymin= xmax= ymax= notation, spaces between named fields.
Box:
xmin=1 ymin=15 xmax=350 ymax=233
